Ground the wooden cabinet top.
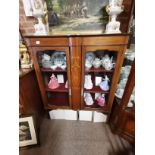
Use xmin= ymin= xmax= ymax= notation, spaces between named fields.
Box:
xmin=24 ymin=33 xmax=130 ymax=47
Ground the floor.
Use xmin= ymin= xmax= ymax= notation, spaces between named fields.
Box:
xmin=20 ymin=117 xmax=134 ymax=155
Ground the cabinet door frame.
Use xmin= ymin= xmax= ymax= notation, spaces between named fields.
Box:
xmin=81 ymin=45 xmax=127 ymax=114
xmin=30 ymin=46 xmax=71 ymax=109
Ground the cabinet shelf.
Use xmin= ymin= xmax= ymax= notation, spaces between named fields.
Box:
xmin=84 ymin=86 xmax=109 ymax=93
xmin=84 ymin=101 xmax=108 ymax=109
xmin=45 ymin=83 xmax=68 ymax=92
xmin=41 ymin=67 xmax=67 ymax=72
xmin=85 ymin=67 xmax=114 ymax=73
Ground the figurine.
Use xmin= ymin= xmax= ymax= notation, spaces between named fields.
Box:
xmin=48 ymin=74 xmax=59 ymax=89
xmin=99 ymin=75 xmax=110 ymax=91
xmin=84 ymin=75 xmax=93 ymax=89
xmin=84 ymin=93 xmax=94 ymax=105
xmin=96 ymin=94 xmax=106 ymax=107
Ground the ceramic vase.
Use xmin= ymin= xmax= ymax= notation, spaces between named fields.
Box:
xmin=105 ymin=1 xmax=124 ymax=34
xmin=84 ymin=75 xmax=93 ymax=89
xmin=48 ymin=74 xmax=59 ymax=89
xmin=84 ymin=93 xmax=94 ymax=105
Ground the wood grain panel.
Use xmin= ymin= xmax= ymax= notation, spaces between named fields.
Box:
xmin=69 ymin=39 xmax=82 ymax=110
xmin=82 ymin=36 xmax=129 ymax=46
xmin=26 ymin=37 xmax=69 ymax=46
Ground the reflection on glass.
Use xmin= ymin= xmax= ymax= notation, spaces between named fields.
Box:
xmin=127 ymin=87 xmax=135 ymax=108
xmin=115 ymin=44 xmax=135 ymax=99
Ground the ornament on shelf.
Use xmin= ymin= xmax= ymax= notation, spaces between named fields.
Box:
xmin=99 ymin=75 xmax=110 ymax=91
xmin=84 ymin=93 xmax=94 ymax=105
xmin=105 ymin=0 xmax=124 ymax=34
xmin=93 ymin=58 xmax=101 ymax=68
xmin=85 ymin=59 xmax=93 ymax=70
xmin=96 ymin=94 xmax=106 ymax=107
xmin=41 ymin=54 xmax=52 ymax=68
xmin=30 ymin=0 xmax=48 ymax=35
xmin=103 ymin=56 xmax=115 ymax=71
xmin=20 ymin=51 xmax=33 ymax=69
xmin=84 ymin=75 xmax=93 ymax=90
xmin=48 ymin=74 xmax=59 ymax=89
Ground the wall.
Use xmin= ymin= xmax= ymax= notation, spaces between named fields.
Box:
xmin=19 ymin=0 xmax=35 ymax=34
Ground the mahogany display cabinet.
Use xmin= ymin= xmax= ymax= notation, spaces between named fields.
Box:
xmin=24 ymin=34 xmax=129 ymax=117
xmin=110 ymin=55 xmax=135 ymax=143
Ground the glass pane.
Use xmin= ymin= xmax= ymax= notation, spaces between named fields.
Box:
xmin=127 ymin=87 xmax=135 ymax=108
xmin=83 ymin=50 xmax=117 ymax=109
xmin=115 ymin=44 xmax=135 ymax=100
xmin=37 ymin=50 xmax=69 ymax=107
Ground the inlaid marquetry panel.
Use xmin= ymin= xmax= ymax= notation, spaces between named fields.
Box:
xmin=71 ymin=57 xmax=81 ymax=88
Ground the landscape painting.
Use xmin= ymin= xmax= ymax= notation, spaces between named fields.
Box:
xmin=47 ymin=0 xmax=109 ymax=34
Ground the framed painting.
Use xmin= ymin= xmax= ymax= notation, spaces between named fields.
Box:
xmin=46 ymin=0 xmax=109 ymax=34
xmin=19 ymin=115 xmax=38 ymax=147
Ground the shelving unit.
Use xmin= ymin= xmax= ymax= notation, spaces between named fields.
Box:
xmin=41 ymin=67 xmax=67 ymax=73
xmin=110 ymin=52 xmax=135 ymax=143
xmin=85 ymin=67 xmax=114 ymax=73
xmin=81 ymin=46 xmax=125 ymax=115
xmin=24 ymin=34 xmax=129 ymax=115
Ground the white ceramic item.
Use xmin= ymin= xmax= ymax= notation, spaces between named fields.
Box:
xmin=84 ymin=93 xmax=94 ymax=105
xmin=85 ymin=59 xmax=93 ymax=70
xmin=84 ymin=75 xmax=93 ymax=89
xmin=115 ymin=88 xmax=124 ymax=98
xmin=99 ymin=75 xmax=110 ymax=91
xmin=105 ymin=2 xmax=124 ymax=34
xmin=50 ymin=65 xmax=57 ymax=70
xmin=93 ymin=58 xmax=101 ymax=68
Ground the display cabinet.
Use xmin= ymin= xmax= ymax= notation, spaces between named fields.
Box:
xmin=30 ymin=46 xmax=71 ymax=109
xmin=80 ymin=36 xmax=129 ymax=115
xmin=24 ymin=34 xmax=129 ymax=116
xmin=109 ymin=43 xmax=135 ymax=143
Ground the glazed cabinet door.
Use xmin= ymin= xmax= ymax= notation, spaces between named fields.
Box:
xmin=30 ymin=46 xmax=71 ymax=109
xmin=81 ymin=45 xmax=126 ymax=113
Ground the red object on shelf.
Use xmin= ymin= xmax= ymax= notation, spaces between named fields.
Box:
xmin=96 ymin=95 xmax=106 ymax=107
xmin=48 ymin=74 xmax=59 ymax=89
